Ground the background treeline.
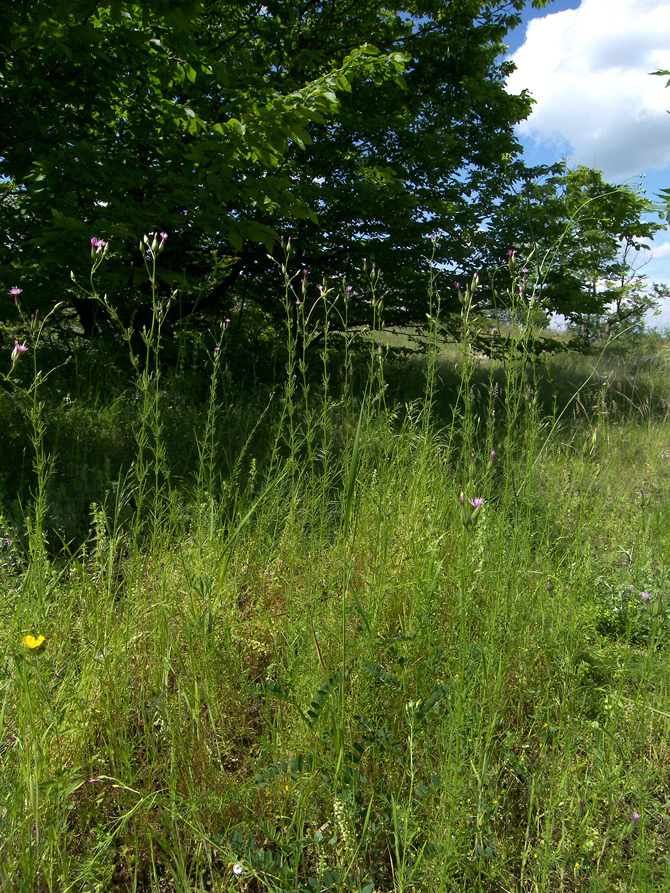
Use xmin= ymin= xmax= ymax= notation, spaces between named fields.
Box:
xmin=1 ymin=0 xmax=667 ymax=359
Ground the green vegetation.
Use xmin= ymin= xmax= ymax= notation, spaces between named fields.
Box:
xmin=1 ymin=244 xmax=670 ymax=892
xmin=3 ymin=3 xmax=670 ymax=890
xmin=2 ymin=0 xmax=552 ymax=339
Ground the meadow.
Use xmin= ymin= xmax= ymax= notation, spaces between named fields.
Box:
xmin=1 ymin=252 xmax=670 ymax=892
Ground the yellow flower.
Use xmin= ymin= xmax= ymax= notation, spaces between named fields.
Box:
xmin=22 ymin=634 xmax=45 ymax=649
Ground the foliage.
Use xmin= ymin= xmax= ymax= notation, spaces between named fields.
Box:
xmin=2 ymin=277 xmax=670 ymax=889
xmin=0 ymin=0 xmax=548 ymax=341
xmin=488 ymin=163 xmax=666 ymax=342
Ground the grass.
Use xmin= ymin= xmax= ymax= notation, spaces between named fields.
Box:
xmin=1 ymin=252 xmax=670 ymax=891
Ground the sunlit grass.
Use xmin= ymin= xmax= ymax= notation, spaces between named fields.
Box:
xmin=1 ymin=253 xmax=670 ymax=891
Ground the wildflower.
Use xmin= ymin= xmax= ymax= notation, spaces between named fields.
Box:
xmin=9 ymin=286 xmax=22 ymax=306
xmin=632 ymin=810 xmax=641 ymax=822
xmin=90 ymin=237 xmax=108 ymax=257
xmin=459 ymin=493 xmax=484 ymax=528
xmin=641 ymin=591 xmax=651 ymax=603
xmin=508 ymin=249 xmax=516 ymax=260
xmin=232 ymin=863 xmax=244 ymax=876
xmin=490 ymin=450 xmax=496 ymax=460
xmin=214 ymin=346 xmax=221 ymax=356
xmin=22 ymin=634 xmax=45 ymax=649
xmin=11 ymin=340 xmax=28 ymax=362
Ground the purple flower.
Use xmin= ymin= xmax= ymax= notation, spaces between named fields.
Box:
xmin=490 ymin=450 xmax=496 ymax=460
xmin=508 ymin=249 xmax=516 ymax=259
xmin=214 ymin=346 xmax=221 ymax=355
xmin=90 ymin=237 xmax=108 ymax=257
xmin=9 ymin=286 xmax=22 ymax=306
xmin=468 ymin=497 xmax=484 ymax=509
xmin=632 ymin=811 xmax=641 ymax=822
xmin=642 ymin=592 xmax=651 ymax=603
xmin=11 ymin=340 xmax=28 ymax=362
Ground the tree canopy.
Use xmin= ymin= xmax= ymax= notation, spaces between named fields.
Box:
xmin=487 ymin=163 xmax=666 ymax=342
xmin=1 ymin=0 xmax=547 ymax=343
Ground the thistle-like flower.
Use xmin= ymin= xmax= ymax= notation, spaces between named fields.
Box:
xmin=11 ymin=340 xmax=28 ymax=362
xmin=90 ymin=237 xmax=108 ymax=257
xmin=459 ymin=492 xmax=484 ymax=527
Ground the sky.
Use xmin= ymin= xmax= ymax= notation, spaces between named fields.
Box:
xmin=504 ymin=0 xmax=670 ymax=327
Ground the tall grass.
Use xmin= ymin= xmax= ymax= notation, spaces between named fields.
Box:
xmin=1 ymin=243 xmax=670 ymax=892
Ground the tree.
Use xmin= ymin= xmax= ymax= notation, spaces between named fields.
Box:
xmin=486 ymin=164 xmax=666 ymax=343
xmin=1 ymin=0 xmax=546 ymax=345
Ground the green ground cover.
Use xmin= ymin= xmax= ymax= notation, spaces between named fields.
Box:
xmin=1 ymin=268 xmax=670 ymax=891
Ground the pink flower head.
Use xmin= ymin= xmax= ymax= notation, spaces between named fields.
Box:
xmin=159 ymin=231 xmax=168 ymax=248
xmin=11 ymin=340 xmax=28 ymax=362
xmin=508 ymin=249 xmax=516 ymax=259
xmin=468 ymin=497 xmax=484 ymax=509
xmin=632 ymin=811 xmax=641 ymax=822
xmin=642 ymin=591 xmax=651 ymax=603
xmin=90 ymin=237 xmax=108 ymax=257
xmin=9 ymin=287 xmax=22 ymax=306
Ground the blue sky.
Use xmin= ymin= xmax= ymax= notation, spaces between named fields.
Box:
xmin=504 ymin=0 xmax=670 ymax=327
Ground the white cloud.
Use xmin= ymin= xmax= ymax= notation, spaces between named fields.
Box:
xmin=650 ymin=240 xmax=670 ymax=259
xmin=506 ymin=0 xmax=670 ymax=180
